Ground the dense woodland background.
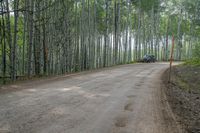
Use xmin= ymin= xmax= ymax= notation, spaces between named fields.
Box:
xmin=0 ymin=0 xmax=200 ymax=83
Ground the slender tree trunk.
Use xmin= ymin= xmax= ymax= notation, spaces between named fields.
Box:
xmin=28 ymin=0 xmax=34 ymax=78
xmin=114 ymin=1 xmax=118 ymax=64
xmin=5 ymin=0 xmax=12 ymax=80
xmin=1 ymin=1 xmax=7 ymax=83
xmin=104 ymin=0 xmax=109 ymax=67
xmin=177 ymin=9 xmax=183 ymax=61
xmin=12 ymin=0 xmax=19 ymax=80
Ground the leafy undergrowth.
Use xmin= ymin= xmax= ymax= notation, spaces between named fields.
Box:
xmin=163 ymin=65 xmax=200 ymax=133
xmin=185 ymin=59 xmax=200 ymax=66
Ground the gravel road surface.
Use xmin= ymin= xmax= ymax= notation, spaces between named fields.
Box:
xmin=0 ymin=63 xmax=183 ymax=133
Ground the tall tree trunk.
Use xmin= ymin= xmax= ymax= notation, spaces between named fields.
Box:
xmin=5 ymin=0 xmax=12 ymax=80
xmin=165 ymin=18 xmax=170 ymax=61
xmin=12 ymin=0 xmax=19 ymax=80
xmin=104 ymin=0 xmax=108 ymax=67
xmin=28 ymin=0 xmax=34 ymax=78
xmin=177 ymin=9 xmax=183 ymax=61
xmin=114 ymin=1 xmax=118 ymax=64
xmin=1 ymin=1 xmax=7 ymax=83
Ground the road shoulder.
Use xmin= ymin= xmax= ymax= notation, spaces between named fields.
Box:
xmin=162 ymin=65 xmax=200 ymax=133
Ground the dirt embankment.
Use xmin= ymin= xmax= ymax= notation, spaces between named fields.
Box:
xmin=163 ymin=65 xmax=200 ymax=133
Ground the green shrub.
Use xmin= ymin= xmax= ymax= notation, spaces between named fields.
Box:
xmin=185 ymin=59 xmax=200 ymax=66
xmin=185 ymin=43 xmax=200 ymax=65
xmin=193 ymin=43 xmax=200 ymax=59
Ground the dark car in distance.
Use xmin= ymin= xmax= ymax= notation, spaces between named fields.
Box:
xmin=143 ymin=54 xmax=156 ymax=63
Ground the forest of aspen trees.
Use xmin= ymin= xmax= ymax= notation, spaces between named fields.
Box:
xmin=0 ymin=0 xmax=200 ymax=83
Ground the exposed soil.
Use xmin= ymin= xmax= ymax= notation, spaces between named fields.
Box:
xmin=163 ymin=65 xmax=200 ymax=133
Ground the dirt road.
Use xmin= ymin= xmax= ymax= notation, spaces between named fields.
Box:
xmin=0 ymin=63 xmax=183 ymax=133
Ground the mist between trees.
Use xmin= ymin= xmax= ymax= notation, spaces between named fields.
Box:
xmin=0 ymin=0 xmax=199 ymax=83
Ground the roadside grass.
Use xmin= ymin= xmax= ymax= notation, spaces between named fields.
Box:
xmin=184 ymin=59 xmax=200 ymax=66
xmin=173 ymin=74 xmax=191 ymax=91
xmin=172 ymin=64 xmax=200 ymax=91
